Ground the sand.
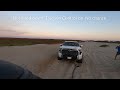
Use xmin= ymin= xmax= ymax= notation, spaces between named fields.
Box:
xmin=0 ymin=42 xmax=120 ymax=79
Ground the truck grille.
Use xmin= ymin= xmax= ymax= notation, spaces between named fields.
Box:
xmin=62 ymin=49 xmax=78 ymax=57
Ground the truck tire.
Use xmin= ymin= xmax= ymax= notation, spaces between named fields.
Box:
xmin=76 ymin=59 xmax=83 ymax=63
xmin=57 ymin=56 xmax=62 ymax=60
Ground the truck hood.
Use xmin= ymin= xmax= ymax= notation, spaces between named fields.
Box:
xmin=60 ymin=46 xmax=81 ymax=50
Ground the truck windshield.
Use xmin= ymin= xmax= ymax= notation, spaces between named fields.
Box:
xmin=63 ymin=42 xmax=79 ymax=46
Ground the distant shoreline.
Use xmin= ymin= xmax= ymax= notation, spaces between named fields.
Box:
xmin=0 ymin=37 xmax=119 ymax=46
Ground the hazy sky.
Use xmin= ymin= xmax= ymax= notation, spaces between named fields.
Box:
xmin=0 ymin=11 xmax=120 ymax=40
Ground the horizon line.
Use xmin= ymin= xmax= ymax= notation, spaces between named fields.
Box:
xmin=0 ymin=36 xmax=119 ymax=41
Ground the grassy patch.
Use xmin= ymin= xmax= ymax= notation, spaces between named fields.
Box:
xmin=0 ymin=38 xmax=63 ymax=46
xmin=99 ymin=44 xmax=109 ymax=47
xmin=0 ymin=38 xmax=82 ymax=46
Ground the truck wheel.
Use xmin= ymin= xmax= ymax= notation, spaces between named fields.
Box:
xmin=57 ymin=56 xmax=62 ymax=60
xmin=76 ymin=59 xmax=82 ymax=63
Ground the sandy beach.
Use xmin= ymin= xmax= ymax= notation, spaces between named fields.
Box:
xmin=0 ymin=42 xmax=120 ymax=79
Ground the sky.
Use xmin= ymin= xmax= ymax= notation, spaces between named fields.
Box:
xmin=0 ymin=11 xmax=120 ymax=41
